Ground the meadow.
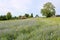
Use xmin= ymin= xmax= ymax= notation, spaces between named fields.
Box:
xmin=0 ymin=17 xmax=60 ymax=40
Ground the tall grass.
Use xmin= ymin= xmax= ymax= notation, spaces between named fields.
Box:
xmin=0 ymin=17 xmax=60 ymax=40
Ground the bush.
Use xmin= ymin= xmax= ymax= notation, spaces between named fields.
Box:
xmin=0 ymin=15 xmax=7 ymax=20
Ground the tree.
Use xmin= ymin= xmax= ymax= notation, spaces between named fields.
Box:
xmin=41 ymin=2 xmax=55 ymax=17
xmin=35 ymin=15 xmax=39 ymax=17
xmin=6 ymin=12 xmax=12 ymax=20
xmin=0 ymin=15 xmax=7 ymax=20
xmin=19 ymin=15 xmax=22 ymax=19
xmin=25 ymin=14 xmax=29 ymax=18
xmin=31 ymin=13 xmax=33 ymax=17
xmin=12 ymin=16 xmax=18 ymax=19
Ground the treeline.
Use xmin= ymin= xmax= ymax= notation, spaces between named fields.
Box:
xmin=0 ymin=12 xmax=33 ymax=20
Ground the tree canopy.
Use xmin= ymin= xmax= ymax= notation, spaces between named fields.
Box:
xmin=41 ymin=2 xmax=55 ymax=17
xmin=6 ymin=12 xmax=12 ymax=20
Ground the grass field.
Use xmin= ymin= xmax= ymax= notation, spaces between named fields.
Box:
xmin=0 ymin=17 xmax=60 ymax=40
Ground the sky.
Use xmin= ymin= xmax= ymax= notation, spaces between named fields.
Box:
xmin=0 ymin=0 xmax=60 ymax=17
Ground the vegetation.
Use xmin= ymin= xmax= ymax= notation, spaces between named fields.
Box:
xmin=0 ymin=2 xmax=60 ymax=40
xmin=24 ymin=14 xmax=29 ymax=18
xmin=35 ymin=15 xmax=39 ymax=17
xmin=0 ymin=17 xmax=60 ymax=40
xmin=0 ymin=2 xmax=56 ymax=20
xmin=31 ymin=13 xmax=33 ymax=17
xmin=41 ymin=2 xmax=55 ymax=17
xmin=0 ymin=13 xmax=33 ymax=20
xmin=0 ymin=15 xmax=7 ymax=20
xmin=6 ymin=12 xmax=12 ymax=20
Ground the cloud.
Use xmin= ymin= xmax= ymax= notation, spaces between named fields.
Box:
xmin=10 ymin=0 xmax=32 ymax=11
xmin=0 ymin=0 xmax=32 ymax=15
xmin=0 ymin=0 xmax=60 ymax=16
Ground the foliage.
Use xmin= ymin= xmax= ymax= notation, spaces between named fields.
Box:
xmin=0 ymin=15 xmax=7 ymax=20
xmin=6 ymin=12 xmax=12 ymax=20
xmin=12 ymin=16 xmax=18 ymax=19
xmin=41 ymin=2 xmax=55 ymax=17
xmin=0 ymin=17 xmax=60 ymax=40
xmin=0 ymin=13 xmax=34 ymax=20
xmin=25 ymin=14 xmax=29 ymax=18
xmin=19 ymin=15 xmax=22 ymax=19
xmin=35 ymin=15 xmax=39 ymax=17
xmin=31 ymin=13 xmax=33 ymax=17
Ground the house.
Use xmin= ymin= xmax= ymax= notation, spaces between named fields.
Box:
xmin=21 ymin=16 xmax=27 ymax=19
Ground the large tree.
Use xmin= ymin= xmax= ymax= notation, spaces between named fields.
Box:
xmin=41 ymin=2 xmax=55 ymax=17
xmin=31 ymin=13 xmax=33 ymax=17
xmin=6 ymin=12 xmax=12 ymax=20
xmin=25 ymin=14 xmax=29 ymax=18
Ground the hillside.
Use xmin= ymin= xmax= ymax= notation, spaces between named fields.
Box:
xmin=0 ymin=17 xmax=60 ymax=40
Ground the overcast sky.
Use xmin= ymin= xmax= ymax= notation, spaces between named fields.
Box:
xmin=0 ymin=0 xmax=60 ymax=16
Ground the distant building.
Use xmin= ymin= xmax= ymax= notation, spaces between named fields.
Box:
xmin=21 ymin=16 xmax=27 ymax=19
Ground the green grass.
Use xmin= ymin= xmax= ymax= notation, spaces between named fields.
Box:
xmin=0 ymin=17 xmax=60 ymax=40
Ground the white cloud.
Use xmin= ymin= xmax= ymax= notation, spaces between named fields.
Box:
xmin=0 ymin=0 xmax=60 ymax=16
xmin=10 ymin=0 xmax=32 ymax=10
xmin=0 ymin=0 xmax=32 ymax=15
